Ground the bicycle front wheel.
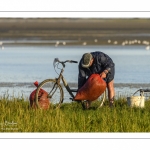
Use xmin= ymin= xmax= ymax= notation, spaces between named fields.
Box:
xmin=35 ymin=79 xmax=64 ymax=109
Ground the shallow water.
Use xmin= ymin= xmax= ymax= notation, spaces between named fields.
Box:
xmin=0 ymin=45 xmax=150 ymax=100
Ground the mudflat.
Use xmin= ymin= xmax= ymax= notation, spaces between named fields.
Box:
xmin=0 ymin=18 xmax=150 ymax=45
xmin=0 ymin=82 xmax=150 ymax=89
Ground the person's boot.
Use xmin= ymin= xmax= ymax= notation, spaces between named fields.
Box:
xmin=82 ymin=100 xmax=91 ymax=110
xmin=109 ymin=97 xmax=115 ymax=107
xmin=86 ymin=100 xmax=91 ymax=109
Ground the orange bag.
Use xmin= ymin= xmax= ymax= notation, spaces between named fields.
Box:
xmin=29 ymin=81 xmax=50 ymax=110
xmin=74 ymin=74 xmax=106 ymax=101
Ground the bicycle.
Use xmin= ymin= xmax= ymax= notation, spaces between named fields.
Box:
xmin=35 ymin=58 xmax=106 ymax=109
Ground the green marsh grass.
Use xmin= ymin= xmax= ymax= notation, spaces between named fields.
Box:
xmin=0 ymin=95 xmax=150 ymax=132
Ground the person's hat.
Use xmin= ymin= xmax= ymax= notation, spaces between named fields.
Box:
xmin=81 ymin=53 xmax=93 ymax=68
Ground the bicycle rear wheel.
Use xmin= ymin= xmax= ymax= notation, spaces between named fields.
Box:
xmin=82 ymin=90 xmax=107 ymax=109
xmin=35 ymin=79 xmax=64 ymax=109
xmin=97 ymin=90 xmax=107 ymax=108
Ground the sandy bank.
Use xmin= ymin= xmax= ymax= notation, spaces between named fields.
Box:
xmin=0 ymin=18 xmax=150 ymax=45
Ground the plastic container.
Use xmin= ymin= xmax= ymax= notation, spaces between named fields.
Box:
xmin=127 ymin=96 xmax=145 ymax=108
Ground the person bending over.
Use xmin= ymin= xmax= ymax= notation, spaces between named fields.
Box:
xmin=78 ymin=51 xmax=115 ymax=108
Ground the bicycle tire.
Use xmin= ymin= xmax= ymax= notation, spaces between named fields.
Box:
xmin=82 ymin=90 xmax=107 ymax=109
xmin=35 ymin=79 xmax=64 ymax=109
xmin=97 ymin=90 xmax=106 ymax=108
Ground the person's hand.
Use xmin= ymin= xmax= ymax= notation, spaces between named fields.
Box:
xmin=100 ymin=72 xmax=106 ymax=79
xmin=100 ymin=70 xmax=108 ymax=79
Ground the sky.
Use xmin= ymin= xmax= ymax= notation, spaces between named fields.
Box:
xmin=0 ymin=0 xmax=150 ymax=18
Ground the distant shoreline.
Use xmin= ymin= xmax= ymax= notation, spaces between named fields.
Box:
xmin=1 ymin=18 xmax=150 ymax=46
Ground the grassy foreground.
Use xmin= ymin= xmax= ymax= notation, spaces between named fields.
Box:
xmin=0 ymin=96 xmax=150 ymax=132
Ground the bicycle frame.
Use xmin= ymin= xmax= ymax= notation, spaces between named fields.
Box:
xmin=55 ymin=65 xmax=77 ymax=101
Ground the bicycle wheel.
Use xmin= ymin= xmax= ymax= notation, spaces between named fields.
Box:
xmin=81 ymin=90 xmax=107 ymax=109
xmin=35 ymin=79 xmax=64 ymax=109
xmin=97 ymin=90 xmax=107 ymax=108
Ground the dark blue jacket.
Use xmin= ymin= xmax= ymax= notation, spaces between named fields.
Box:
xmin=78 ymin=51 xmax=115 ymax=89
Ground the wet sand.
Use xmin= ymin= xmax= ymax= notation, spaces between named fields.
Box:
xmin=0 ymin=82 xmax=150 ymax=99
xmin=1 ymin=18 xmax=150 ymax=45
xmin=0 ymin=82 xmax=150 ymax=89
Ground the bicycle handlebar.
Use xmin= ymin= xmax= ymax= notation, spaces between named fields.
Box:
xmin=53 ymin=58 xmax=78 ymax=69
xmin=69 ymin=60 xmax=78 ymax=63
xmin=54 ymin=58 xmax=78 ymax=65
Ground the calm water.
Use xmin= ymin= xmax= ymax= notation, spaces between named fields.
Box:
xmin=0 ymin=45 xmax=150 ymax=99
